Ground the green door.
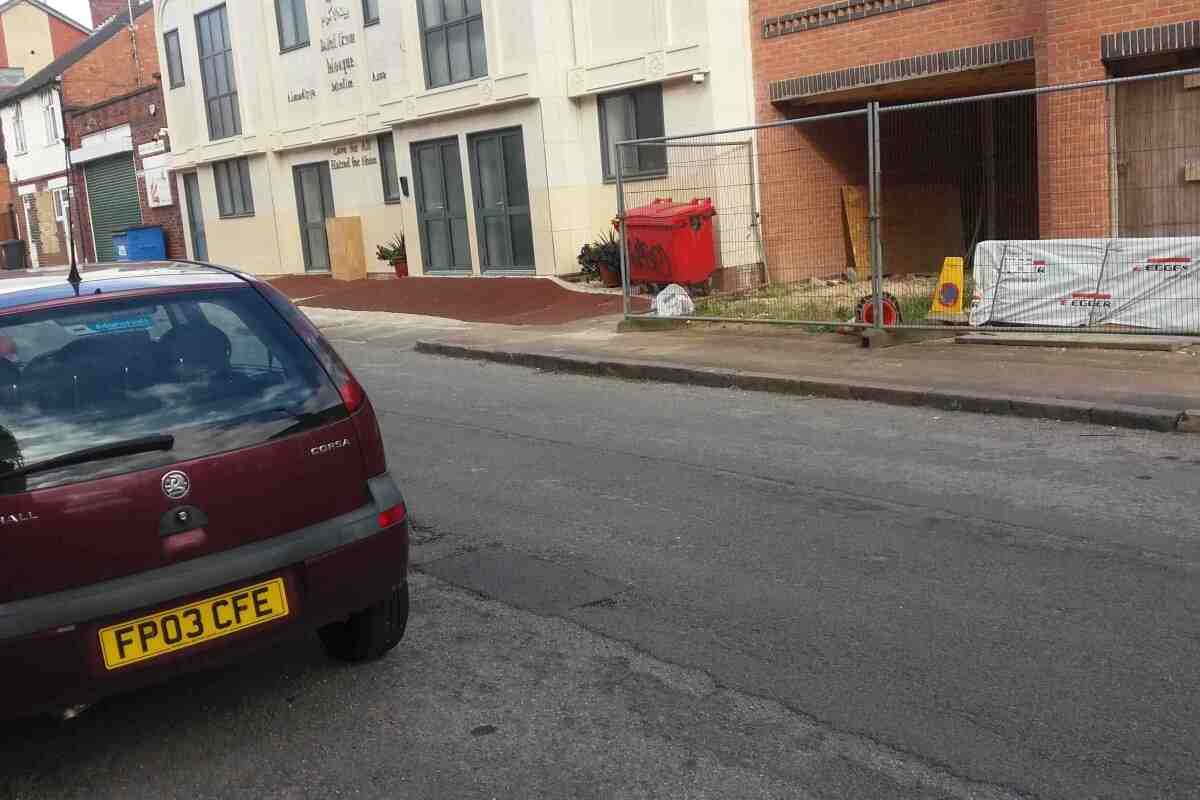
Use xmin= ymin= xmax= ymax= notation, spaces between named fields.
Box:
xmin=469 ymin=127 xmax=534 ymax=272
xmin=85 ymin=153 xmax=142 ymax=262
xmin=293 ymin=162 xmax=335 ymax=272
xmin=411 ymin=137 xmax=471 ymax=273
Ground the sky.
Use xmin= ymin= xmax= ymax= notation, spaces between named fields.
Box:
xmin=43 ymin=0 xmax=94 ymax=29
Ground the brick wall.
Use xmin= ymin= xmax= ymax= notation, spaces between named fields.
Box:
xmin=66 ymin=84 xmax=185 ymax=263
xmin=1035 ymin=1 xmax=1200 ymax=238
xmin=48 ymin=15 xmax=88 ymax=59
xmin=90 ymin=0 xmax=133 ymax=27
xmin=61 ymin=9 xmax=159 ymax=109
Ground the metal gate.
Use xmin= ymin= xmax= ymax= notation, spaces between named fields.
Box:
xmin=614 ymin=66 xmax=1200 ymax=335
xmin=85 ymin=153 xmax=142 ymax=263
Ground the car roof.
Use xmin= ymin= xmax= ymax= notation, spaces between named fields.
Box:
xmin=0 ymin=262 xmax=250 ymax=313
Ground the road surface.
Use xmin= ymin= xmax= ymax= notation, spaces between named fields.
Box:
xmin=3 ymin=309 xmax=1197 ymax=799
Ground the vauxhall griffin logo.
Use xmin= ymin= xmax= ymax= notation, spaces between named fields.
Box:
xmin=161 ymin=470 xmax=191 ymax=501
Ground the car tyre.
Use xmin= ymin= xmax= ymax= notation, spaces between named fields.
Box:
xmin=319 ymin=583 xmax=408 ymax=663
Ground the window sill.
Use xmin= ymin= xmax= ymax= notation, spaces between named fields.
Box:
xmin=218 ymin=212 xmax=256 ymax=220
xmin=279 ymin=42 xmax=310 ymax=55
xmin=169 ymin=82 xmax=185 ymax=90
xmin=384 ymin=197 xmax=404 ymax=205
xmin=602 ymin=171 xmax=668 ymax=185
xmin=425 ymin=74 xmax=489 ymax=92
xmin=364 ymin=18 xmax=380 ymax=27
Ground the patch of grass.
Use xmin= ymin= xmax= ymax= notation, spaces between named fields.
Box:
xmin=694 ymin=273 xmax=975 ymax=326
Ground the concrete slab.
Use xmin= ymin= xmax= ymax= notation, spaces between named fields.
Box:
xmin=956 ymin=333 xmax=1200 ymax=351
xmin=421 ymin=549 xmax=627 ymax=615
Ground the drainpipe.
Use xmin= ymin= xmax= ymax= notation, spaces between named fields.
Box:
xmin=127 ymin=0 xmax=143 ymax=88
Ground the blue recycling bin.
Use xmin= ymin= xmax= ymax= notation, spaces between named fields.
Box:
xmin=113 ymin=232 xmax=131 ymax=262
xmin=123 ymin=225 xmax=166 ymax=261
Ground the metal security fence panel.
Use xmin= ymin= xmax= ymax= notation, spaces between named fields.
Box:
xmin=877 ymin=67 xmax=1200 ymax=334
xmin=616 ymin=110 xmax=878 ymax=327
xmin=617 ymin=67 xmax=1200 ymax=336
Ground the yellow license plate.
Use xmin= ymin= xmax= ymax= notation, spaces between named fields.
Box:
xmin=99 ymin=578 xmax=290 ymax=670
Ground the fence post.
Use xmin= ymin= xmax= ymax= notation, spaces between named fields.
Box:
xmin=615 ymin=142 xmax=630 ymax=318
xmin=867 ymin=101 xmax=884 ymax=329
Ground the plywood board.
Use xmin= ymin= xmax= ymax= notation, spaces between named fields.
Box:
xmin=327 ymin=216 xmax=367 ymax=282
xmin=841 ymin=185 xmax=869 ymax=273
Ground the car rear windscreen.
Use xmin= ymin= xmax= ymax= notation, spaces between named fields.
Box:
xmin=0 ymin=286 xmax=346 ymax=494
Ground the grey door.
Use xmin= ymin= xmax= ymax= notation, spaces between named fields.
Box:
xmin=294 ymin=162 xmax=335 ymax=272
xmin=183 ymin=172 xmax=208 ymax=261
xmin=412 ymin=137 xmax=470 ymax=272
xmin=469 ymin=128 xmax=534 ymax=272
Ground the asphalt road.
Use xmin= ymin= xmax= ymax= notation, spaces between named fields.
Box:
xmin=3 ymin=309 xmax=1198 ymax=800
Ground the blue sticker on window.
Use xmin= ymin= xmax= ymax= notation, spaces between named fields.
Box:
xmin=64 ymin=316 xmax=155 ymax=337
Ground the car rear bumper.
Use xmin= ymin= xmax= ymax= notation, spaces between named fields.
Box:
xmin=0 ymin=473 xmax=408 ymax=721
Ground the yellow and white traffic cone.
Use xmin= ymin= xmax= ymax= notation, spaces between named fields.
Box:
xmin=928 ymin=257 xmax=968 ymax=324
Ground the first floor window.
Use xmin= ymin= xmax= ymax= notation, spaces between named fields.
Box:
xmin=598 ymin=84 xmax=666 ymax=181
xmin=12 ymin=104 xmax=27 ymax=154
xmin=213 ymin=157 xmax=254 ymax=217
xmin=42 ymin=90 xmax=59 ymax=144
xmin=363 ymin=0 xmax=379 ymax=25
xmin=419 ymin=0 xmax=487 ymax=89
xmin=275 ymin=0 xmax=310 ymax=51
xmin=164 ymin=30 xmax=185 ymax=88
xmin=196 ymin=4 xmax=241 ymax=140
xmin=378 ymin=132 xmax=401 ymax=202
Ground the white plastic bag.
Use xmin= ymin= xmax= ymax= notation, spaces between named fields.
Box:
xmin=653 ymin=284 xmax=695 ymax=318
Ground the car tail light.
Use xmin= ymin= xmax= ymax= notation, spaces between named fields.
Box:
xmin=339 ymin=376 xmax=365 ymax=413
xmin=377 ymin=503 xmax=406 ymax=529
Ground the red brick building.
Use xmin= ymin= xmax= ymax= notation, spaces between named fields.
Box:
xmin=750 ymin=0 xmax=1200 ymax=281
xmin=0 ymin=0 xmax=92 ymax=243
xmin=1 ymin=0 xmax=183 ymax=267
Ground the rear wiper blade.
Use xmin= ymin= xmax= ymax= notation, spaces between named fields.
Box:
xmin=0 ymin=434 xmax=175 ymax=481
xmin=268 ymin=405 xmax=347 ymax=440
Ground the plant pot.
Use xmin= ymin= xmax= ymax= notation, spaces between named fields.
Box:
xmin=598 ymin=264 xmax=621 ymax=288
xmin=391 ymin=258 xmax=409 ymax=278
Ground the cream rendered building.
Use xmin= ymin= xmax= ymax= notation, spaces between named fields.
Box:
xmin=155 ymin=0 xmax=754 ymax=278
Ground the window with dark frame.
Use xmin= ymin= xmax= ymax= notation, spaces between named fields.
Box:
xmin=275 ymin=0 xmax=309 ymax=52
xmin=378 ymin=132 xmax=402 ymax=202
xmin=419 ymin=0 xmax=487 ymax=90
xmin=363 ymin=0 xmax=380 ymax=25
xmin=164 ymin=30 xmax=185 ymax=88
xmin=195 ymin=5 xmax=241 ymax=141
xmin=598 ymin=84 xmax=666 ymax=181
xmin=213 ymin=157 xmax=255 ymax=218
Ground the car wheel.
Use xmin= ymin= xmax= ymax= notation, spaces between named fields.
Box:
xmin=319 ymin=583 xmax=408 ymax=663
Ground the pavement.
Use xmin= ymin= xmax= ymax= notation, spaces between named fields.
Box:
xmin=270 ymin=275 xmax=650 ymax=325
xmin=412 ymin=316 xmax=1200 ymax=432
xmin=4 ymin=309 xmax=1199 ymax=799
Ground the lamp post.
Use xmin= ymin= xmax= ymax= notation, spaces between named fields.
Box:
xmin=55 ymin=77 xmax=83 ymax=290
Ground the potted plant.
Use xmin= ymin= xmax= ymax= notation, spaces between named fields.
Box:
xmin=376 ymin=235 xmax=407 ymax=277
xmin=577 ymin=231 xmax=622 ymax=288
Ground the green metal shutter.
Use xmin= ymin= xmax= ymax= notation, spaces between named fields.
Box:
xmin=85 ymin=153 xmax=142 ymax=262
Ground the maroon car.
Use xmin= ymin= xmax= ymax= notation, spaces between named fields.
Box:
xmin=0 ymin=262 xmax=409 ymax=721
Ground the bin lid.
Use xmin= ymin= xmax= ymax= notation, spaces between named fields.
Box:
xmin=625 ymin=198 xmax=716 ymax=228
